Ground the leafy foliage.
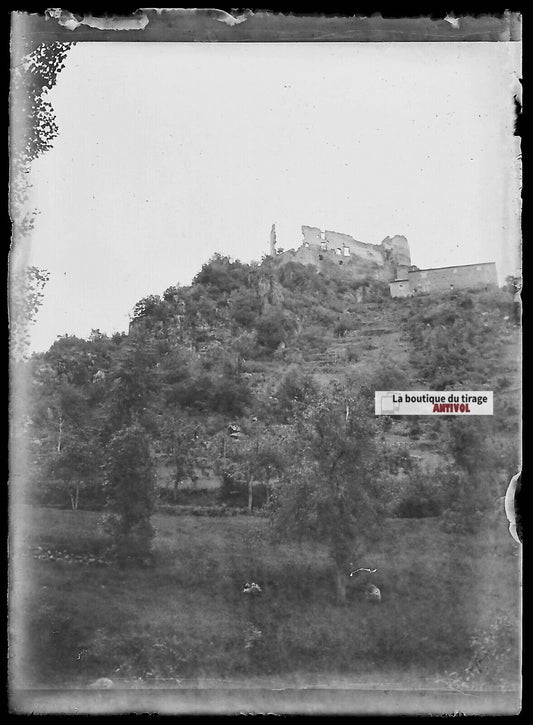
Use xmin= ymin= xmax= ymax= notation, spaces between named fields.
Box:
xmin=10 ymin=267 xmax=50 ymax=358
xmin=102 ymin=425 xmax=156 ymax=566
xmin=193 ymin=254 xmax=251 ymax=295
xmin=44 ymin=429 xmax=104 ymax=511
xmin=10 ymin=41 xmax=72 ymax=356
xmin=271 ymin=366 xmax=318 ymax=422
xmin=405 ymin=289 xmax=517 ymax=390
xmin=267 ymin=383 xmax=385 ymax=601
xmin=255 ymin=309 xmax=296 ymax=353
xmin=214 ymin=424 xmax=287 ymax=509
xmin=11 ymin=41 xmax=72 ymax=169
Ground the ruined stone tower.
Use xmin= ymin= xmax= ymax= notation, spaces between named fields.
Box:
xmin=270 ymin=223 xmax=277 ymax=256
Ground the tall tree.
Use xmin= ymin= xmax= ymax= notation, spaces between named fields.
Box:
xmin=102 ymin=424 xmax=156 ymax=566
xmin=158 ymin=407 xmax=207 ymax=501
xmin=214 ymin=422 xmax=287 ymax=511
xmin=444 ymin=417 xmax=508 ymax=526
xmin=28 ymin=343 xmax=104 ymax=509
xmin=44 ymin=427 xmax=103 ymax=510
xmin=103 ymin=329 xmax=161 ymax=433
xmin=269 ymin=383 xmax=383 ymax=603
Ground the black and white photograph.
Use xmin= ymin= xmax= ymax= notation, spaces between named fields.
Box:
xmin=9 ymin=9 xmax=522 ymax=715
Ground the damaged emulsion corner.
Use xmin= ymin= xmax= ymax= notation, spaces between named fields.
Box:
xmin=505 ymin=472 xmax=522 ymax=545
xmin=145 ymin=8 xmax=252 ymax=27
xmin=44 ymin=7 xmax=149 ymax=31
xmin=514 ymin=84 xmax=523 ymax=138
xmin=508 ymin=55 xmax=523 ymax=550
xmin=44 ymin=7 xmax=252 ymax=31
xmin=443 ymin=14 xmax=461 ymax=29
xmin=508 ymin=56 xmax=522 ymax=552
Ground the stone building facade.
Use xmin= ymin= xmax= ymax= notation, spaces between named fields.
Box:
xmin=269 ymin=225 xmax=497 ymax=297
xmin=389 ymin=262 xmax=497 ymax=297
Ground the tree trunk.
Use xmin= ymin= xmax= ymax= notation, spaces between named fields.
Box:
xmin=248 ymin=476 xmax=253 ymax=513
xmin=57 ymin=411 xmax=63 ymax=453
xmin=68 ymin=483 xmax=80 ymax=510
xmin=265 ymin=477 xmax=272 ymax=506
xmin=334 ymin=564 xmax=347 ymax=605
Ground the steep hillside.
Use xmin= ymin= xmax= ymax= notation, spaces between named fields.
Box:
xmin=26 ymin=252 xmax=520 ymax=516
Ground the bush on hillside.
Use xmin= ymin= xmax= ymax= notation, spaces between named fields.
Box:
xmin=255 ymin=310 xmax=297 ymax=354
xmin=394 ymin=465 xmax=458 ymax=519
xmin=193 ymin=254 xmax=250 ymax=295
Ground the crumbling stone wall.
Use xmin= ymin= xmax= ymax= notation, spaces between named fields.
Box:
xmin=325 ymin=230 xmax=384 ymax=266
xmin=274 ymin=225 xmax=412 ymax=283
xmin=389 ymin=279 xmax=411 ymax=298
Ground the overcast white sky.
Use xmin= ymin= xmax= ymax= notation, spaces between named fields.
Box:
xmin=18 ymin=41 xmax=521 ymax=352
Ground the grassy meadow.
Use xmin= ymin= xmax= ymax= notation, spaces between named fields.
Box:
xmin=12 ymin=503 xmax=520 ymax=691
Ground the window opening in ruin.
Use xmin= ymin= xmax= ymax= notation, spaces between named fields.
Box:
xmin=339 ymin=260 xmax=343 ymax=265
xmin=318 ymin=254 xmax=324 ymax=261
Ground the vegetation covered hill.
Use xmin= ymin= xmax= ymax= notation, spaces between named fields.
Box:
xmin=22 ymin=253 xmax=520 ymax=515
xmin=12 ymin=253 xmax=521 ymax=692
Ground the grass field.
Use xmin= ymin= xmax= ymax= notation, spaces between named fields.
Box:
xmin=11 ymin=505 xmax=520 ymax=691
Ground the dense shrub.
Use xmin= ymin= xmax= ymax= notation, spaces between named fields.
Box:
xmin=273 ymin=366 xmax=318 ymax=422
xmin=230 ymin=288 xmax=262 ymax=328
xmin=255 ymin=309 xmax=297 ymax=354
xmin=333 ymin=314 xmax=354 ymax=338
xmin=193 ymin=254 xmax=250 ymax=295
xmin=392 ymin=466 xmax=458 ymax=519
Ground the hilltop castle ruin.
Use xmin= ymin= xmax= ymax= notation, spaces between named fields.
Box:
xmin=270 ymin=224 xmax=411 ymax=284
xmin=270 ymin=224 xmax=497 ymax=296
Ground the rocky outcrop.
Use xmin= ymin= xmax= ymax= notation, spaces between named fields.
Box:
xmin=258 ymin=274 xmax=285 ymax=308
